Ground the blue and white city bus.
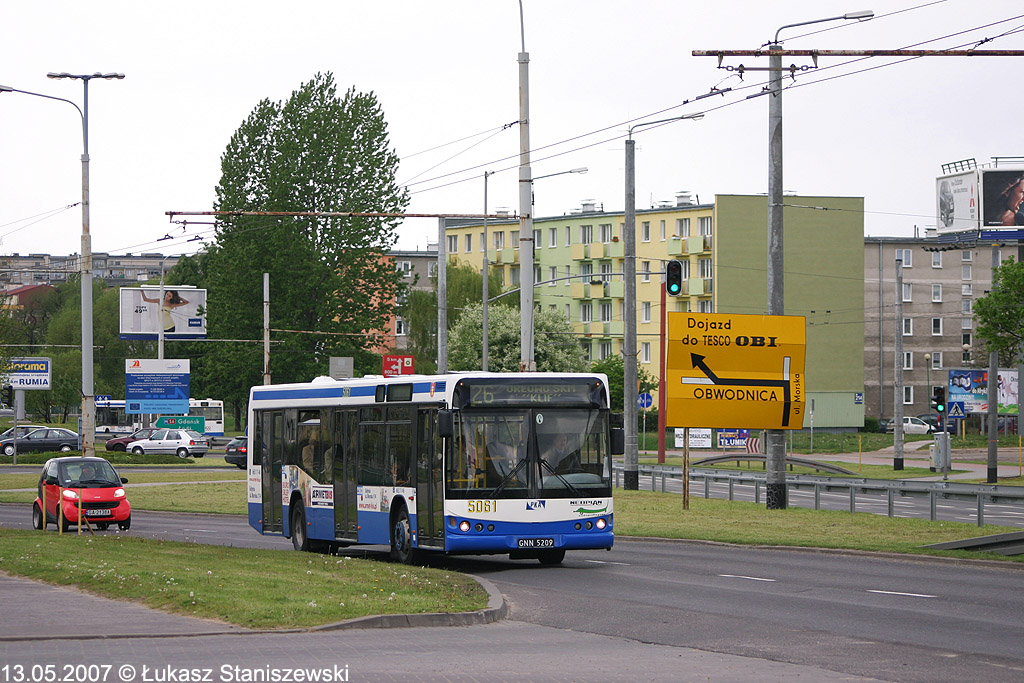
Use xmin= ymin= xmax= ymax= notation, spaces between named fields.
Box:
xmin=246 ymin=372 xmax=624 ymax=564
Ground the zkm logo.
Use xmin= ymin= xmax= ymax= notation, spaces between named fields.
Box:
xmin=525 ymin=500 xmax=545 ymax=510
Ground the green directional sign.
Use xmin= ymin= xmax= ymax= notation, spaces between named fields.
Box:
xmin=156 ymin=416 xmax=205 ymax=431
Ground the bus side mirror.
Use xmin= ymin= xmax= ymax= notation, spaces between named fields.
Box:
xmin=438 ymin=410 xmax=454 ymax=439
xmin=610 ymin=428 xmax=625 ymax=455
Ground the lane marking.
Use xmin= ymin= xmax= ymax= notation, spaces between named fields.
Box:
xmin=867 ymin=589 xmax=936 ymax=598
xmin=719 ymin=574 xmax=776 ymax=582
xmin=584 ymin=560 xmax=631 ymax=566
xmin=180 ymin=528 xmax=217 ymax=533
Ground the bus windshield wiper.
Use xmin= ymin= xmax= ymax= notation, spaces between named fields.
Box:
xmin=537 ymin=458 xmax=580 ymax=495
xmin=489 ymin=456 xmax=529 ymax=499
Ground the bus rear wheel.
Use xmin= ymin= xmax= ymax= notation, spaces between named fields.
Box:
xmin=390 ymin=506 xmax=419 ymax=565
xmin=291 ymin=506 xmax=310 ymax=552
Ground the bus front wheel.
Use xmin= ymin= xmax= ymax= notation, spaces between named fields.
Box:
xmin=291 ymin=506 xmax=310 ymax=552
xmin=390 ymin=506 xmax=419 ymax=565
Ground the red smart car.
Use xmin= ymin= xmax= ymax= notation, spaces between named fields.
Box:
xmin=32 ymin=456 xmax=132 ymax=531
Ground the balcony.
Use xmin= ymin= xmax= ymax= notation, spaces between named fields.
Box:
xmin=667 ymin=237 xmax=685 ymax=257
xmin=606 ymin=280 xmax=624 ymax=299
xmin=572 ymin=281 xmax=606 ymax=299
xmin=687 ymin=277 xmax=705 ymax=296
xmin=686 ymin=236 xmax=712 ymax=254
xmin=571 ymin=243 xmax=590 ymax=261
xmin=602 ymin=320 xmax=625 ymax=337
xmin=605 ymin=240 xmax=624 ymax=258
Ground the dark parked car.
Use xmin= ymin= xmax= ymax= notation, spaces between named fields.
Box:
xmin=0 ymin=424 xmax=48 ymax=439
xmin=32 ymin=456 xmax=131 ymax=531
xmin=917 ymin=413 xmax=955 ymax=433
xmin=105 ymin=428 xmax=161 ymax=452
xmin=224 ymin=437 xmax=247 ymax=469
xmin=1 ymin=427 xmax=80 ymax=456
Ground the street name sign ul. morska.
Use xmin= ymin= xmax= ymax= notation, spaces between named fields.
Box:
xmin=666 ymin=312 xmax=806 ymax=429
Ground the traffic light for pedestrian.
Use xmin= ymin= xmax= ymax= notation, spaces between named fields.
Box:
xmin=665 ymin=260 xmax=683 ymax=296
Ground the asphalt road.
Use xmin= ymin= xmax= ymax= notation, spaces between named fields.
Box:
xmin=1 ymin=505 xmax=1023 ymax=681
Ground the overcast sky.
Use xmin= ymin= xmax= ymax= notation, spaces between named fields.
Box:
xmin=1 ymin=0 xmax=1021 ymax=262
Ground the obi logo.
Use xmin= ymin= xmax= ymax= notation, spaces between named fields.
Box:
xmin=525 ymin=500 xmax=545 ymax=510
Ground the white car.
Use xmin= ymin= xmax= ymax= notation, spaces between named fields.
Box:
xmin=885 ymin=416 xmax=932 ymax=435
xmin=127 ymin=428 xmax=209 ymax=458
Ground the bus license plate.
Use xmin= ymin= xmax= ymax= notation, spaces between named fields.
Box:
xmin=517 ymin=538 xmax=554 ymax=549
xmin=85 ymin=509 xmax=111 ymax=517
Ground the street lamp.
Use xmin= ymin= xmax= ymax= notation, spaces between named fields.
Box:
xmin=622 ymin=113 xmax=702 ymax=491
xmin=764 ymin=11 xmax=872 ymax=509
xmin=924 ymin=352 xmax=932 ymax=411
xmin=516 ymin=166 xmax=587 ymax=371
xmin=1 ymin=72 xmax=125 ymax=457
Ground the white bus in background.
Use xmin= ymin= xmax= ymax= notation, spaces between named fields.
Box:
xmin=95 ymin=398 xmax=225 ymax=437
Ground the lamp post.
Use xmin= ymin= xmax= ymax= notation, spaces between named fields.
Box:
xmin=623 ymin=114 xmax=702 ymax=490
xmin=1 ymin=72 xmax=124 ymax=457
xmin=513 ymin=166 xmax=586 ymax=371
xmin=482 ymin=171 xmax=493 ymax=372
xmin=765 ymin=11 xmax=872 ymax=509
xmin=924 ymin=352 xmax=932 ymax=410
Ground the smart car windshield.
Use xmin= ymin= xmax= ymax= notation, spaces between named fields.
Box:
xmin=58 ymin=460 xmax=120 ymax=487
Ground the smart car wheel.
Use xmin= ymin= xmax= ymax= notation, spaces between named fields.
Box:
xmin=96 ymin=522 xmax=109 ymax=530
xmin=32 ymin=503 xmax=44 ymax=530
xmin=176 ymin=448 xmax=189 ymax=459
xmin=118 ymin=515 xmax=131 ymax=531
xmin=3 ymin=444 xmax=14 ymax=456
xmin=132 ymin=446 xmax=145 ymax=455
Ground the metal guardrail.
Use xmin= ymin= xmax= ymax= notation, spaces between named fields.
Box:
xmin=613 ymin=464 xmax=1024 ymax=527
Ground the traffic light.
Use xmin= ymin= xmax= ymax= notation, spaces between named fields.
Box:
xmin=1 ymin=385 xmax=11 ymax=406
xmin=665 ymin=260 xmax=683 ymax=296
xmin=934 ymin=387 xmax=945 ymax=414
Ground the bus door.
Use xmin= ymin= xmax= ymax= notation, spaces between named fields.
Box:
xmin=332 ymin=410 xmax=358 ymax=540
xmin=260 ymin=410 xmax=284 ymax=533
xmin=416 ymin=408 xmax=444 ymax=546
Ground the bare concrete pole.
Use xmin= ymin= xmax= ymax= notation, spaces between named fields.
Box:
xmin=894 ymin=258 xmax=905 ymax=470
xmin=987 ymin=244 xmax=1000 ymax=483
xmin=623 ymin=138 xmax=638 ymax=490
xmin=438 ymin=217 xmax=447 ymax=374
xmin=263 ymin=273 xmax=271 ymax=385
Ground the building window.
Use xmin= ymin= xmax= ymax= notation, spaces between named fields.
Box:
xmin=580 ymin=225 xmax=593 ymax=243
xmin=903 ymin=352 xmax=913 ymax=370
xmin=599 ymin=223 xmax=613 ymax=243
xmin=599 ymin=302 xmax=612 ymax=322
xmin=903 ymin=318 xmax=913 ymax=336
xmin=548 ymin=266 xmax=557 ymax=286
xmin=427 ymin=262 xmax=438 ymax=278
xmin=599 ymin=342 xmax=612 ymax=360
xmin=641 ymin=261 xmax=651 ymax=282
xmin=535 ymin=266 xmax=542 ymax=284
xmin=479 ymin=233 xmax=485 ymax=251
xmin=396 ymin=261 xmax=412 ymax=277
xmin=565 ymin=226 xmax=571 ymax=246
xmin=447 ymin=235 xmax=458 ymax=253
xmin=641 ymin=342 xmax=651 ymax=364
xmin=962 ymin=299 xmax=972 ymax=314
xmin=962 ymin=317 xmax=972 ymax=330
xmin=581 ymin=342 xmax=593 ymax=362
xmin=580 ymin=303 xmax=592 ymax=322
xmin=902 ymin=283 xmax=912 ymax=302
xmin=564 ymin=265 xmax=571 ymax=286
xmin=962 ymin=333 xmax=971 ymax=348
xmin=932 ymin=252 xmax=942 ymax=268
xmin=962 ymin=265 xmax=972 ymax=280
xmin=494 ymin=232 xmax=505 ymax=249
xmin=396 ymin=318 xmax=407 ymax=336
xmin=496 ymin=268 xmax=505 ymax=287
xmin=931 ymin=352 xmax=942 ymax=369
xmin=600 ymin=262 xmax=613 ymax=283
xmin=895 ymin=248 xmax=912 ymax=267
xmin=564 ymin=304 xmax=570 ymax=319
xmin=699 ymin=258 xmax=712 ymax=278
xmin=676 ymin=218 xmax=690 ymax=237
xmin=660 ymin=220 xmax=666 ymax=241
xmin=641 ymin=221 xmax=650 ymax=242
xmin=962 ymin=250 xmax=973 ymax=262
xmin=904 ymin=385 xmax=914 ymax=405
xmin=962 ymin=284 xmax=972 ymax=296
xmin=698 ymin=300 xmax=713 ymax=313
xmin=533 ymin=229 xmax=541 ymax=249
xmin=581 ymin=262 xmax=593 ymax=279
xmin=641 ymin=301 xmax=651 ymax=323
xmin=549 ymin=227 xmax=557 ymax=248
xmin=932 ymin=284 xmax=942 ymax=302
xmin=932 ymin=318 xmax=943 ymax=335
xmin=698 ymin=216 xmax=713 ymax=236
xmin=681 ymin=259 xmax=690 ymax=279
xmin=511 ymin=230 xmax=520 ymax=249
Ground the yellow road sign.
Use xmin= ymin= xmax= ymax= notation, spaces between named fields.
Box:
xmin=666 ymin=312 xmax=806 ymax=429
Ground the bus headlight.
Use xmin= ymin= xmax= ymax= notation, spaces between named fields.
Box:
xmin=595 ymin=518 xmax=607 ymax=530
xmin=459 ymin=520 xmax=471 ymax=532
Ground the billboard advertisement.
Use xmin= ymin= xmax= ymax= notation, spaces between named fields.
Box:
xmin=2 ymin=357 xmax=52 ymax=390
xmin=981 ymin=169 xmax=1024 ymax=228
xmin=125 ymin=358 xmax=190 ymax=414
xmin=119 ymin=287 xmax=207 ymax=340
xmin=948 ymin=368 xmax=1018 ymax=414
xmin=935 ymin=170 xmax=979 ymax=234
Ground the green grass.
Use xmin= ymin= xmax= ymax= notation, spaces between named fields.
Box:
xmin=614 ymin=489 xmax=1023 ymax=561
xmin=0 ymin=530 xmax=488 ymax=629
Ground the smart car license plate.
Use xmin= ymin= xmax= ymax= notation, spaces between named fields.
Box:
xmin=85 ymin=508 xmax=111 ymax=517
xmin=517 ymin=538 xmax=554 ymax=549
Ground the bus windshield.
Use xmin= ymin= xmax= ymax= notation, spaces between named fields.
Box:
xmin=448 ymin=408 xmax=611 ymax=499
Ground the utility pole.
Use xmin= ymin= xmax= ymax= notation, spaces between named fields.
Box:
xmin=988 ymin=244 xmax=1000 ymax=483
xmin=517 ymin=3 xmax=535 ymax=372
xmin=894 ymin=258 xmax=904 ymax=470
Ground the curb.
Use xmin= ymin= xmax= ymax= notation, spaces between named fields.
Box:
xmin=0 ymin=573 xmax=506 ymax=641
